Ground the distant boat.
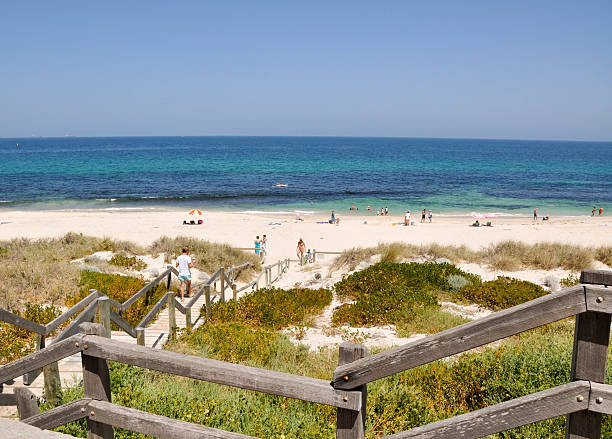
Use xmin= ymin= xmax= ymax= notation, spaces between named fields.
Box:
xmin=274 ymin=183 xmax=288 ymax=188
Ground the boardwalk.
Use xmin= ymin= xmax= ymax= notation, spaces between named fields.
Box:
xmin=1 ymin=293 xmax=209 ymax=418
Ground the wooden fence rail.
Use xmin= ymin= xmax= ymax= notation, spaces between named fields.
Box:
xmin=3 ymin=267 xmax=611 ymax=438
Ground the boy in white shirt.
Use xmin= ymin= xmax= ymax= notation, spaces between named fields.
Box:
xmin=175 ymin=248 xmax=194 ymax=301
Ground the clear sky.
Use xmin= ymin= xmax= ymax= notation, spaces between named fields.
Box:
xmin=1 ymin=1 xmax=611 ymax=140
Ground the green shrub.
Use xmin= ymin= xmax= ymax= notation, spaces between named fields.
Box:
xmin=0 ymin=303 xmax=60 ymax=364
xmin=560 ymin=274 xmax=580 ymax=287
xmin=334 ymin=262 xmax=480 ymax=301
xmin=396 ymin=308 xmax=470 ymax=336
xmin=333 ymin=288 xmax=439 ymax=327
xmin=67 ymin=271 xmax=170 ymax=326
xmin=108 ymin=254 xmax=147 ymax=271
xmin=447 ymin=274 xmax=471 ymax=292
xmin=207 ymin=287 xmax=331 ymax=330
xmin=455 ymin=276 xmax=547 ymax=310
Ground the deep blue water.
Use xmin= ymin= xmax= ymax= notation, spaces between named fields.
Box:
xmin=0 ymin=136 xmax=610 ymax=215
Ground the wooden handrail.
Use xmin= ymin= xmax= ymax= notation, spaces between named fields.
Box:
xmin=0 ymin=308 xmax=47 ymax=335
xmin=88 ymin=400 xmax=256 ymax=439
xmin=0 ymin=335 xmax=84 ymax=384
xmin=136 ymin=292 xmax=173 ymax=329
xmin=333 ymin=285 xmax=586 ymax=388
xmin=23 ymin=398 xmax=91 ymax=430
xmin=44 ymin=291 xmax=99 ymax=335
xmin=120 ymin=267 xmax=174 ymax=311
xmin=49 ymin=297 xmax=99 ymax=345
xmin=383 ymin=381 xmax=591 ymax=438
xmin=81 ymin=334 xmax=361 ymax=410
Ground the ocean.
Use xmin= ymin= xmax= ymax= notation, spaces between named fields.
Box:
xmin=0 ymin=136 xmax=610 ymax=216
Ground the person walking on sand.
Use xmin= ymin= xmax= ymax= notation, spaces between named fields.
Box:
xmin=254 ymin=236 xmax=261 ymax=255
xmin=592 ymin=206 xmax=597 ymax=216
xmin=385 ymin=206 xmax=389 ymax=216
xmin=533 ymin=208 xmax=538 ymax=221
xmin=261 ymin=235 xmax=268 ymax=256
xmin=421 ymin=209 xmax=426 ymax=223
xmin=404 ymin=210 xmax=411 ymax=226
xmin=297 ymin=238 xmax=306 ymax=263
xmin=176 ymin=248 xmax=194 ymax=301
xmin=428 ymin=210 xmax=433 ymax=222
xmin=600 ymin=207 xmax=604 ymax=216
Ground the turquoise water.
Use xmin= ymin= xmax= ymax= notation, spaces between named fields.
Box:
xmin=0 ymin=136 xmax=610 ymax=216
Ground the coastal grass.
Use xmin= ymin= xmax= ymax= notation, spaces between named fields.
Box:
xmin=206 ymin=287 xmax=332 ymax=330
xmin=46 ymin=322 xmax=612 ymax=438
xmin=149 ymin=236 xmax=261 ymax=280
xmin=331 ymin=240 xmax=605 ymax=273
xmin=0 ymin=233 xmax=144 ymax=309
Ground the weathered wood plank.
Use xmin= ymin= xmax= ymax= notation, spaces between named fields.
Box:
xmin=80 ymin=323 xmax=113 ymax=439
xmin=88 ymin=400 xmax=257 ymax=439
xmin=173 ymin=297 xmax=186 ymax=314
xmin=50 ymin=298 xmax=98 ymax=345
xmin=580 ymin=269 xmax=612 ymax=287
xmin=83 ymin=335 xmax=361 ymax=410
xmin=383 ymin=381 xmax=590 ymax=439
xmin=15 ymin=387 xmax=39 ymax=420
xmin=45 ymin=292 xmax=99 ymax=335
xmin=334 ymin=285 xmax=586 ymax=388
xmin=336 ymin=343 xmax=369 ymax=439
xmin=584 ymin=285 xmax=612 ymax=313
xmin=136 ymin=290 xmax=168 ymax=328
xmin=0 ymin=335 xmax=83 ymax=383
xmin=24 ymin=398 xmax=91 ymax=430
xmin=588 ymin=382 xmax=612 ymax=415
xmin=97 ymin=297 xmax=112 ymax=339
xmin=0 ymin=308 xmax=46 ymax=335
xmin=565 ymin=311 xmax=611 ymax=438
xmin=23 ymin=334 xmax=45 ymax=385
xmin=0 ymin=393 xmax=17 ymax=406
xmin=43 ymin=357 xmax=61 ymax=406
xmin=109 ymin=307 xmax=136 ymax=338
xmin=168 ymin=292 xmax=176 ymax=335
xmin=121 ymin=267 xmax=172 ymax=311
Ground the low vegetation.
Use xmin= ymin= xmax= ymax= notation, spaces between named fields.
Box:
xmin=331 ymin=241 xmax=607 ymax=273
xmin=149 ymin=236 xmax=261 ymax=280
xmin=108 ymin=254 xmax=147 ymax=271
xmin=454 ymin=276 xmax=548 ymax=310
xmin=66 ymin=271 xmax=171 ymax=326
xmin=207 ymin=287 xmax=332 ymax=330
xmin=47 ymin=322 xmax=612 ymax=438
xmin=0 ymin=303 xmax=60 ymax=365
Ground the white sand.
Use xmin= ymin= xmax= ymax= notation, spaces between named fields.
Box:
xmin=0 ymin=210 xmax=610 ymax=261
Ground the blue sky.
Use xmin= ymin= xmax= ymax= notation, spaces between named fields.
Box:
xmin=1 ymin=1 xmax=611 ymax=140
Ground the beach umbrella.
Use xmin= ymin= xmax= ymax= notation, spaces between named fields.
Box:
xmin=188 ymin=209 xmax=203 ymax=216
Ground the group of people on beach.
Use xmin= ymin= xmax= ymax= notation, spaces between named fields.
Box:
xmin=403 ymin=209 xmax=433 ymax=225
xmin=592 ymin=206 xmax=604 ymax=216
xmin=366 ymin=206 xmax=389 ymax=216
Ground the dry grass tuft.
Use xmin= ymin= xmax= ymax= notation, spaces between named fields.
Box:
xmin=149 ymin=236 xmax=261 ymax=280
xmin=332 ymin=240 xmax=600 ymax=273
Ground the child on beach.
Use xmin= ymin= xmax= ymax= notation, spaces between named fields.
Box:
xmin=404 ymin=210 xmax=411 ymax=226
xmin=428 ymin=210 xmax=433 ymax=222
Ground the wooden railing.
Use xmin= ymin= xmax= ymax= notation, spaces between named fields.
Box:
xmin=4 ymin=266 xmax=610 ymax=438
xmin=0 ymin=257 xmax=292 ymax=405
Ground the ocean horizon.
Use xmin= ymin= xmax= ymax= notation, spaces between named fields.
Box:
xmin=1 ymin=136 xmax=610 ymax=216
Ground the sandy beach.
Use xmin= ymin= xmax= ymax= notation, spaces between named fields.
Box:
xmin=1 ymin=209 xmax=610 ymax=259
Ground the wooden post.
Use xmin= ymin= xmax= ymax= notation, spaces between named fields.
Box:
xmin=15 ymin=387 xmax=39 ymax=420
xmin=220 ymin=268 xmax=225 ymax=303
xmin=336 ymin=342 xmax=369 ymax=439
xmin=205 ymin=285 xmax=211 ymax=322
xmin=565 ymin=310 xmax=611 ymax=438
xmin=80 ymin=323 xmax=114 ymax=439
xmin=185 ymin=307 xmax=192 ymax=330
xmin=23 ymin=334 xmax=45 ymax=385
xmin=167 ymin=292 xmax=176 ymax=336
xmin=97 ymin=297 xmax=111 ymax=339
xmin=166 ymin=270 xmax=171 ymax=290
xmin=313 ymin=249 xmax=317 ymax=263
xmin=42 ymin=351 xmax=61 ymax=407
xmin=232 ymin=284 xmax=238 ymax=301
xmin=136 ymin=328 xmax=145 ymax=346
